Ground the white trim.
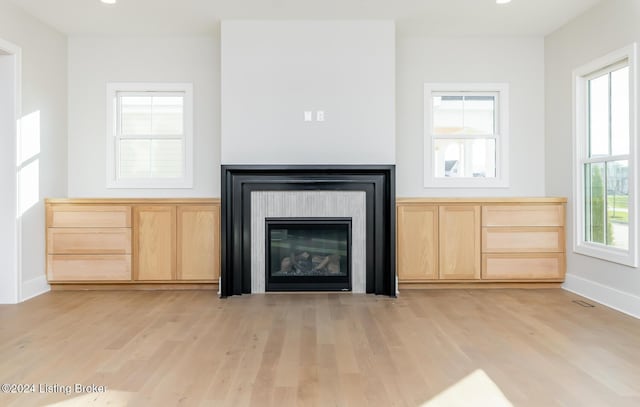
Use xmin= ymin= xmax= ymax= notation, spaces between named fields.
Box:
xmin=106 ymin=82 xmax=194 ymax=189
xmin=0 ymin=38 xmax=22 ymax=304
xmin=572 ymin=44 xmax=638 ymax=267
xmin=21 ymin=276 xmax=50 ymax=302
xmin=423 ymin=82 xmax=510 ymax=188
xmin=563 ymin=274 xmax=640 ymax=319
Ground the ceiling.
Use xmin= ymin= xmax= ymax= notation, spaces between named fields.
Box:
xmin=11 ymin=0 xmax=602 ymax=37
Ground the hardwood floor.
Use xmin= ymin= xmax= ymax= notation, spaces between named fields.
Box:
xmin=1 ymin=289 xmax=639 ymax=406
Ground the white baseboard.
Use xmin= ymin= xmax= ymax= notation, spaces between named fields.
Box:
xmin=21 ymin=275 xmax=50 ymax=302
xmin=563 ymin=274 xmax=640 ymax=319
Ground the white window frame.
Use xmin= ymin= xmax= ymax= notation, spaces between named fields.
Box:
xmin=106 ymin=82 xmax=193 ymax=189
xmin=424 ymin=83 xmax=509 ymax=188
xmin=573 ymin=44 xmax=638 ymax=267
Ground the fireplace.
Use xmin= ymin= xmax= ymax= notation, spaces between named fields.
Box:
xmin=220 ymin=165 xmax=396 ymax=297
xmin=266 ymin=217 xmax=352 ymax=292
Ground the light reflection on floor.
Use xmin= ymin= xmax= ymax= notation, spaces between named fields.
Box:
xmin=421 ymin=369 xmax=513 ymax=407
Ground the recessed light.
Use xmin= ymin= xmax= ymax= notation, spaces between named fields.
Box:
xmin=496 ymin=0 xmax=512 ymax=4
xmin=101 ymin=0 xmax=117 ymax=4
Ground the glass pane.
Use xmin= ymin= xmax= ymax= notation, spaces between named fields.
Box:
xmin=588 ymin=74 xmax=610 ymax=157
xmin=121 ymin=96 xmax=152 ymax=136
xmin=611 ymin=66 xmax=630 ymax=155
xmin=269 ymin=224 xmax=348 ymax=277
xmin=433 ymin=96 xmax=464 ymax=135
xmin=150 ymin=139 xmax=183 ymax=178
xmin=463 ymin=96 xmax=495 ymax=135
xmin=119 ymin=139 xmax=183 ymax=179
xmin=606 ymin=160 xmax=629 ymax=250
xmin=434 ymin=138 xmax=496 ymax=178
xmin=585 ymin=162 xmax=606 ymax=244
xmin=119 ymin=139 xmax=151 ymax=178
xmin=152 ymin=96 xmax=184 ymax=135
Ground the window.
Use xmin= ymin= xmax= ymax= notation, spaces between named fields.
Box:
xmin=574 ymin=44 xmax=638 ymax=267
xmin=106 ymin=83 xmax=193 ymax=188
xmin=424 ymin=83 xmax=509 ymax=188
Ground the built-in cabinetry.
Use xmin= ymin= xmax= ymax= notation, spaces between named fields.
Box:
xmin=46 ymin=199 xmax=220 ymax=287
xmin=47 ymin=197 xmax=564 ymax=288
xmin=397 ymin=198 xmax=566 ymax=285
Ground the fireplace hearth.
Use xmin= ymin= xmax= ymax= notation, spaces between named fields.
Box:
xmin=220 ymin=165 xmax=396 ymax=297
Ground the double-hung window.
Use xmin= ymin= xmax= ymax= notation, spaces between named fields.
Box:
xmin=574 ymin=44 xmax=638 ymax=266
xmin=107 ymin=83 xmax=193 ymax=188
xmin=424 ymin=83 xmax=509 ymax=188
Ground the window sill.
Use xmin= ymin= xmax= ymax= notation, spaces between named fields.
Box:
xmin=107 ymin=179 xmax=193 ymax=189
xmin=423 ymin=178 xmax=509 ymax=189
xmin=574 ymin=242 xmax=638 ymax=268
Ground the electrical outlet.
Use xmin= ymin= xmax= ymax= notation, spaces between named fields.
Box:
xmin=304 ymin=111 xmax=313 ymax=122
xmin=316 ymin=111 xmax=325 ymax=122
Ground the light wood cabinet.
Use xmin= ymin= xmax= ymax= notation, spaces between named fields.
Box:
xmin=396 ymin=198 xmax=567 ymax=285
xmin=134 ymin=205 xmax=176 ymax=281
xmin=482 ymin=205 xmax=564 ymax=227
xmin=177 ymin=205 xmax=220 ymax=281
xmin=47 ymin=205 xmax=131 ymax=228
xmin=482 ymin=253 xmax=564 ymax=280
xmin=47 ymin=255 xmax=131 ymax=281
xmin=481 ymin=202 xmax=566 ymax=281
xmin=438 ymin=205 xmax=481 ymax=280
xmin=482 ymin=227 xmax=564 ymax=253
xmin=46 ymin=204 xmax=132 ymax=282
xmin=397 ymin=204 xmax=438 ymax=281
xmin=46 ymin=199 xmax=220 ymax=287
xmin=48 ymin=228 xmax=131 ymax=254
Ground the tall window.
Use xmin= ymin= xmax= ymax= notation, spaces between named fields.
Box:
xmin=424 ymin=83 xmax=509 ymax=188
xmin=574 ymin=44 xmax=637 ymax=267
xmin=106 ymin=83 xmax=193 ymax=188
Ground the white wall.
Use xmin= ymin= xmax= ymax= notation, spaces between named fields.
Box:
xmin=0 ymin=47 xmax=19 ymax=303
xmin=0 ymin=0 xmax=67 ymax=301
xmin=546 ymin=0 xmax=640 ymax=318
xmin=221 ymin=21 xmax=395 ymax=165
xmin=396 ymin=37 xmax=546 ymax=197
xmin=67 ymin=35 xmax=220 ymax=197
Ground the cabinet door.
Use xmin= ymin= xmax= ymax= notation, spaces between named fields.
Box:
xmin=439 ymin=205 xmax=481 ymax=280
xmin=134 ymin=206 xmax=176 ymax=281
xmin=177 ymin=205 xmax=220 ymax=281
xmin=397 ymin=205 xmax=438 ymax=281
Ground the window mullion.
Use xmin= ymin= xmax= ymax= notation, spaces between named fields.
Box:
xmin=583 ymin=154 xmax=630 ymax=164
xmin=433 ymin=134 xmax=497 ymax=140
xmin=604 ymin=162 xmax=609 ymax=245
xmin=608 ymin=72 xmax=613 ymax=156
xmin=120 ymin=133 xmax=183 ymax=140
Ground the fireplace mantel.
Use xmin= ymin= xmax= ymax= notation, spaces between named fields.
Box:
xmin=220 ymin=165 xmax=396 ymax=297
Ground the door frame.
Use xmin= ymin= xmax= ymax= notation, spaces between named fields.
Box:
xmin=0 ymin=38 xmax=22 ymax=304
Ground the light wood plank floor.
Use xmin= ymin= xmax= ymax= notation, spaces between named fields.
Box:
xmin=1 ymin=289 xmax=640 ymax=406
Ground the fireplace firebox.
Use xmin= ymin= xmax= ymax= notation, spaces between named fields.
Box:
xmin=266 ymin=217 xmax=351 ymax=291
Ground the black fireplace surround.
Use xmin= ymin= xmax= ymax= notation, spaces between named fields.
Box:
xmin=220 ymin=165 xmax=396 ymax=297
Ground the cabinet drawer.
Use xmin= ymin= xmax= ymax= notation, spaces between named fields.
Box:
xmin=482 ymin=205 xmax=564 ymax=227
xmin=48 ymin=228 xmax=131 ymax=254
xmin=47 ymin=255 xmax=131 ymax=281
xmin=482 ymin=227 xmax=564 ymax=253
xmin=47 ymin=205 xmax=131 ymax=228
xmin=482 ymin=254 xmax=564 ymax=280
